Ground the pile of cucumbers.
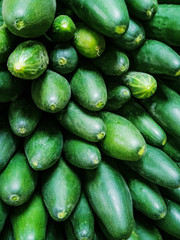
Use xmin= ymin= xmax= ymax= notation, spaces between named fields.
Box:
xmin=1 ymin=0 xmax=180 ymax=239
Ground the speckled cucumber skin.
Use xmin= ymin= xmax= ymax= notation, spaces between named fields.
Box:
xmin=0 ymin=199 xmax=9 ymax=233
xmin=41 ymin=158 xmax=81 ymax=222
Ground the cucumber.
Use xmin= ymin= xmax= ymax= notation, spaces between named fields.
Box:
xmin=126 ymin=144 xmax=180 ymax=188
xmin=8 ymin=97 xmax=42 ymax=137
xmin=120 ymin=71 xmax=157 ymax=99
xmin=7 ymin=40 xmax=49 ymax=80
xmin=119 ymin=99 xmax=167 ymax=147
xmin=74 ymin=22 xmax=105 ymax=58
xmin=57 ymin=101 xmax=106 ymax=142
xmin=46 ymin=220 xmax=64 ymax=240
xmin=99 ymin=111 xmax=146 ymax=161
xmin=62 ymin=0 xmax=129 ymax=38
xmin=41 ymin=157 xmax=81 ymax=221
xmin=2 ymin=0 xmax=56 ymax=38
xmin=160 ymin=186 xmax=180 ymax=204
xmin=84 ymin=160 xmax=133 ymax=239
xmin=92 ymin=43 xmax=129 ymax=76
xmin=125 ymin=0 xmax=158 ymax=20
xmin=111 ymin=18 xmax=145 ymax=51
xmin=162 ymin=134 xmax=180 ymax=162
xmin=132 ymin=40 xmax=180 ymax=77
xmin=31 ymin=70 xmax=71 ymax=113
xmin=63 ymin=135 xmax=101 ymax=169
xmin=155 ymin=198 xmax=180 ymax=238
xmin=0 ymin=199 xmax=9 ymax=233
xmin=50 ymin=43 xmax=78 ymax=75
xmin=0 ymin=152 xmax=38 ymax=206
xmin=144 ymin=5 xmax=180 ymax=46
xmin=70 ymin=64 xmax=107 ymax=111
xmin=24 ymin=117 xmax=63 ymax=171
xmin=11 ymin=192 xmax=48 ymax=240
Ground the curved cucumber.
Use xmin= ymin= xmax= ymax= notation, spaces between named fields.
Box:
xmin=162 ymin=134 xmax=180 ymax=162
xmin=0 ymin=199 xmax=9 ymax=233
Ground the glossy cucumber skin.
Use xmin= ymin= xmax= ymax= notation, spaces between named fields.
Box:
xmin=84 ymin=160 xmax=134 ymax=239
xmin=132 ymin=40 xmax=180 ymax=77
xmin=62 ymin=0 xmax=129 ymax=38
xmin=162 ymin=134 xmax=180 ymax=162
xmin=3 ymin=0 xmax=56 ymax=38
xmin=70 ymin=64 xmax=107 ymax=111
xmin=41 ymin=158 xmax=81 ymax=222
xmin=63 ymin=135 xmax=101 ymax=169
xmin=24 ymin=117 xmax=63 ymax=171
xmin=0 ymin=152 xmax=38 ymax=206
xmin=57 ymin=101 xmax=106 ymax=142
xmin=0 ymin=199 xmax=9 ymax=233
xmin=8 ymin=97 xmax=42 ymax=137
xmin=31 ymin=70 xmax=71 ymax=113
xmin=99 ymin=111 xmax=146 ymax=161
xmin=127 ymin=144 xmax=180 ymax=188
xmin=11 ymin=192 xmax=48 ymax=240
xmin=119 ymin=99 xmax=167 ymax=147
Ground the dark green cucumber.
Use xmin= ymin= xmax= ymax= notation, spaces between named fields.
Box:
xmin=48 ymin=15 xmax=76 ymax=42
xmin=0 ymin=199 xmax=9 ymax=233
xmin=144 ymin=5 xmax=180 ymax=46
xmin=8 ymin=97 xmax=42 ymax=137
xmin=99 ymin=111 xmax=146 ymax=161
xmin=50 ymin=43 xmax=78 ymax=75
xmin=11 ymin=192 xmax=48 ymax=240
xmin=31 ymin=69 xmax=71 ymax=113
xmin=111 ymin=18 xmax=145 ymax=51
xmin=24 ymin=117 xmax=63 ymax=171
xmin=160 ymin=186 xmax=180 ymax=204
xmin=126 ymin=144 xmax=180 ymax=188
xmin=132 ymin=40 xmax=180 ymax=77
xmin=74 ymin=22 xmax=105 ymax=58
xmin=62 ymin=0 xmax=129 ymax=38
xmin=70 ymin=64 xmax=107 ymax=111
xmin=63 ymin=135 xmax=101 ymax=169
xmin=155 ymin=198 xmax=180 ymax=238
xmin=1 ymin=219 xmax=14 ymax=240
xmin=125 ymin=0 xmax=158 ymax=20
xmin=162 ymin=134 xmax=180 ymax=162
xmin=84 ymin=160 xmax=133 ymax=239
xmin=46 ymin=220 xmax=64 ymax=240
xmin=57 ymin=101 xmax=106 ymax=142
xmin=69 ymin=192 xmax=94 ymax=240
xmin=141 ymin=83 xmax=180 ymax=139
xmin=105 ymin=82 xmax=131 ymax=111
xmin=3 ymin=0 xmax=56 ymax=38
xmin=0 ymin=152 xmax=38 ymax=206
xmin=119 ymin=99 xmax=167 ymax=147
xmin=7 ymin=40 xmax=49 ymax=80
xmin=92 ymin=43 xmax=129 ymax=76
xmin=41 ymin=157 xmax=81 ymax=221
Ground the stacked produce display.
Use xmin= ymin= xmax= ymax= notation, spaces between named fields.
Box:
xmin=1 ymin=0 xmax=180 ymax=239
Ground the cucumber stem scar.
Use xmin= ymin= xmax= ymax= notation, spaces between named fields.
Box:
xmin=58 ymin=210 xmax=67 ymax=219
xmin=97 ymin=132 xmax=105 ymax=140
xmin=138 ymin=145 xmax=146 ymax=156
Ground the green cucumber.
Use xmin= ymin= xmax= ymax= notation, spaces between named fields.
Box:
xmin=0 ymin=152 xmax=38 ymax=206
xmin=41 ymin=157 xmax=81 ymax=221
xmin=46 ymin=220 xmax=64 ymax=240
xmin=50 ymin=43 xmax=78 ymax=75
xmin=84 ymin=160 xmax=133 ymax=239
xmin=11 ymin=192 xmax=48 ymax=240
xmin=31 ymin=69 xmax=71 ymax=113
xmin=162 ymin=134 xmax=180 ymax=162
xmin=126 ymin=144 xmax=180 ymax=188
xmin=125 ymin=0 xmax=158 ymax=20
xmin=7 ymin=40 xmax=49 ymax=80
xmin=2 ymin=0 xmax=56 ymax=38
xmin=70 ymin=64 xmax=107 ymax=111
xmin=132 ymin=40 xmax=180 ymax=77
xmin=99 ymin=111 xmax=146 ymax=161
xmin=74 ymin=22 xmax=105 ymax=58
xmin=111 ymin=18 xmax=145 ymax=51
xmin=57 ymin=101 xmax=106 ymax=142
xmin=63 ymin=135 xmax=101 ymax=169
xmin=0 ymin=199 xmax=9 ymax=233
xmin=155 ymin=198 xmax=180 ymax=238
xmin=62 ymin=0 xmax=129 ymax=38
xmin=119 ymin=99 xmax=167 ymax=147
xmin=8 ymin=97 xmax=42 ymax=137
xmin=92 ymin=43 xmax=129 ymax=76
xmin=24 ymin=117 xmax=63 ymax=171
xmin=160 ymin=186 xmax=180 ymax=204
xmin=144 ymin=5 xmax=180 ymax=46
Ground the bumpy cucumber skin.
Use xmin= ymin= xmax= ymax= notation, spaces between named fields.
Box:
xmin=99 ymin=111 xmax=146 ymax=161
xmin=0 ymin=152 xmax=38 ymax=206
xmin=0 ymin=199 xmax=9 ymax=233
xmin=57 ymin=101 xmax=106 ymax=142
xmin=162 ymin=134 xmax=180 ymax=162
xmin=41 ymin=158 xmax=81 ymax=222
